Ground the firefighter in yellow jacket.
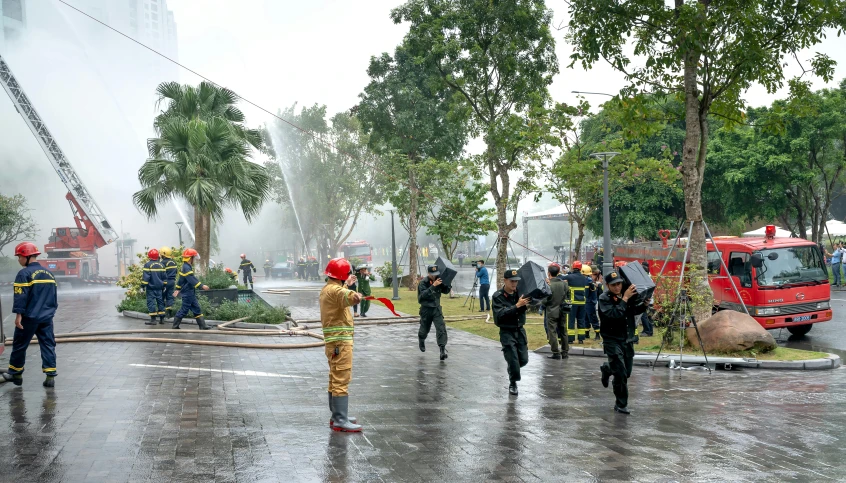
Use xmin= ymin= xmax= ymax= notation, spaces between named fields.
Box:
xmin=320 ymin=257 xmax=363 ymax=432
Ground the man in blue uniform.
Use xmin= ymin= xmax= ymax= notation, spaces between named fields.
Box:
xmin=583 ymin=264 xmax=601 ymax=340
xmin=238 ymin=253 xmax=256 ymax=289
xmin=142 ymin=248 xmax=167 ymax=325
xmin=561 ymin=261 xmax=588 ymax=343
xmin=160 ymin=246 xmax=178 ymax=321
xmin=173 ymin=248 xmax=210 ymax=330
xmin=2 ymin=242 xmax=58 ymax=387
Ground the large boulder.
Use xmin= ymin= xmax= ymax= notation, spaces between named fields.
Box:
xmin=686 ymin=310 xmax=777 ymax=353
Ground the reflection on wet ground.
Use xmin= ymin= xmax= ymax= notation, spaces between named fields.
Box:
xmin=0 ymin=286 xmax=843 ymax=481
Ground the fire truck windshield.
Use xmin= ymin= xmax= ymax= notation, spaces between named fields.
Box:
xmin=345 ymin=245 xmax=371 ymax=257
xmin=755 ymin=246 xmax=827 ymax=287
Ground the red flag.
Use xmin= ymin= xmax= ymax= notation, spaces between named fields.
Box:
xmin=363 ymin=296 xmax=401 ymax=317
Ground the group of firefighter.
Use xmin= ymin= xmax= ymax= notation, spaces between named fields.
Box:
xmin=543 ymin=260 xmax=605 ymax=359
xmin=140 ymin=246 xmax=210 ymax=330
xmin=297 ymin=257 xmax=321 ymax=281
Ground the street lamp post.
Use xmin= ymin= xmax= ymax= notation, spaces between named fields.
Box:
xmin=590 ymin=152 xmax=620 ymax=276
xmin=389 ymin=209 xmax=399 ymax=300
xmin=175 ymin=221 xmax=183 ymax=247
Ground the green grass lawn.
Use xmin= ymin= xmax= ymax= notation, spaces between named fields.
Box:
xmin=370 ymin=287 xmax=830 ymax=360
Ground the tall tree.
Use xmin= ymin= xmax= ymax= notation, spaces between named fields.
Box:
xmin=0 ymin=194 xmax=38 ymax=255
xmin=393 ymin=0 xmax=559 ymax=282
xmin=134 ymin=82 xmax=271 ymax=268
xmin=357 ymin=46 xmax=467 ymax=288
xmin=567 ymin=0 xmax=845 ymax=314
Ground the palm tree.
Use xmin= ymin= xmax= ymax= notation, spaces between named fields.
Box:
xmin=133 ymin=82 xmax=271 ymax=269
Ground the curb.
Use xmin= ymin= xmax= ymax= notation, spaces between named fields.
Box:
xmin=121 ymin=310 xmax=290 ymax=329
xmin=533 ymin=344 xmax=842 ymax=370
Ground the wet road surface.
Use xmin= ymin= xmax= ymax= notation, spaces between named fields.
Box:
xmin=0 ymin=286 xmax=844 ymax=481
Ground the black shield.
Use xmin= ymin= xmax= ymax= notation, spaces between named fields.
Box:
xmin=619 ymin=261 xmax=656 ymax=303
xmin=517 ymin=261 xmax=552 ymax=300
xmin=435 ymin=256 xmax=458 ymax=289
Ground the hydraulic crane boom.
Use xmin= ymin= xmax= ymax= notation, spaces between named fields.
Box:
xmin=0 ymin=53 xmax=118 ymax=246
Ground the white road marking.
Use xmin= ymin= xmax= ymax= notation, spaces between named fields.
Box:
xmin=129 ymin=363 xmax=310 ymax=378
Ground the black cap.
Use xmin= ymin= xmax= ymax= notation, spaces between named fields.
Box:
xmin=605 ymin=271 xmax=624 ymax=285
xmin=504 ymin=269 xmax=521 ymax=280
xmin=427 ymin=265 xmax=440 ymax=276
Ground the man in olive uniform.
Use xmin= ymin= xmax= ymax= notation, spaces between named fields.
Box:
xmin=598 ymin=271 xmax=646 ymax=414
xmin=297 ymin=258 xmax=307 ymax=280
xmin=418 ymin=265 xmax=451 ymax=360
xmin=542 ymin=263 xmax=569 ymax=359
xmin=492 ymin=269 xmax=531 ymax=395
xmin=561 ymin=261 xmax=588 ymax=343
xmin=356 ymin=265 xmax=376 ymax=317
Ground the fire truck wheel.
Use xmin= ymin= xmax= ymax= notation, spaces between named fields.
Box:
xmin=786 ymin=324 xmax=813 ymax=337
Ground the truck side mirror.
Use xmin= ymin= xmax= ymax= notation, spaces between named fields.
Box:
xmin=750 ymin=254 xmax=764 ymax=268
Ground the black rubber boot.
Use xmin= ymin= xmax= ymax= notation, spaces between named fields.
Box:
xmin=172 ymin=317 xmax=182 ymax=330
xmin=146 ymin=316 xmax=157 ymax=326
xmin=419 ymin=338 xmax=425 ymax=352
xmin=43 ymin=376 xmax=55 ymax=388
xmin=331 ymin=396 xmax=362 ymax=432
xmin=508 ymin=382 xmax=518 ymax=396
xmin=548 ymin=353 xmax=562 ymax=360
xmin=159 ymin=315 xmax=165 ymax=324
xmin=614 ymin=406 xmax=631 ymax=415
xmin=439 ymin=346 xmax=448 ymax=361
xmin=2 ymin=373 xmax=22 ymax=386
xmin=166 ymin=308 xmax=172 ymax=319
xmin=197 ymin=316 xmax=210 ymax=330
xmin=601 ymin=364 xmax=611 ymax=388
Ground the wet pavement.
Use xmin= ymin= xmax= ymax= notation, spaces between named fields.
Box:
xmin=0 ymin=285 xmax=844 ymax=481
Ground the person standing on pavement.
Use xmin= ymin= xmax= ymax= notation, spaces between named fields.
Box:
xmin=320 ymin=258 xmax=363 ymax=432
xmin=492 ymin=269 xmax=531 ymax=396
xmin=297 ymin=257 xmax=307 ymax=280
xmin=458 ymin=252 xmax=466 ymax=268
xmin=542 ymin=263 xmax=569 ymax=360
xmin=475 ymin=259 xmax=491 ymax=312
xmin=2 ymin=242 xmax=58 ymax=388
xmin=160 ymin=246 xmax=178 ymax=320
xmin=142 ymin=248 xmax=167 ymax=325
xmin=356 ymin=265 xmax=376 ymax=318
xmin=582 ymin=264 xmax=600 ymax=340
xmin=173 ymin=248 xmax=210 ymax=330
xmin=238 ymin=254 xmax=256 ymax=289
xmin=263 ymin=259 xmax=273 ymax=279
xmin=418 ymin=265 xmax=452 ymax=360
xmin=561 ymin=261 xmax=588 ymax=343
xmin=598 ymin=271 xmax=646 ymax=415
xmin=828 ymin=243 xmax=843 ymax=287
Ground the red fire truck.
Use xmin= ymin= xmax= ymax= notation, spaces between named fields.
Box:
xmin=614 ymin=226 xmax=831 ymax=336
xmin=340 ymin=241 xmax=373 ymax=264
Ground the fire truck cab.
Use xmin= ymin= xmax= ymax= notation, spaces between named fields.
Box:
xmin=615 ymin=227 xmax=831 ymax=336
xmin=340 ymin=241 xmax=373 ymax=264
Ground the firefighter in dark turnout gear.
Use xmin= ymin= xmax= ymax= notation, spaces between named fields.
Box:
xmin=142 ymin=248 xmax=167 ymax=325
xmin=418 ymin=265 xmax=451 ymax=360
xmin=263 ymin=259 xmax=272 ymax=278
xmin=160 ymin=246 xmax=178 ymax=320
xmin=561 ymin=261 xmax=588 ymax=343
xmin=308 ymin=257 xmax=319 ymax=280
xmin=583 ymin=264 xmax=601 ymax=339
xmin=173 ymin=248 xmax=210 ymax=330
xmin=297 ymin=258 xmax=307 ymax=280
xmin=238 ymin=254 xmax=255 ymax=289
xmin=3 ymin=242 xmax=58 ymax=387
xmin=493 ymin=269 xmax=531 ymax=396
xmin=598 ymin=271 xmax=646 ymax=414
xmin=542 ymin=263 xmax=569 ymax=359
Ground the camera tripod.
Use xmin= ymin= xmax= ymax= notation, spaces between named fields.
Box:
xmin=462 ymin=236 xmax=502 ymax=311
xmin=652 ymin=289 xmax=711 ymax=374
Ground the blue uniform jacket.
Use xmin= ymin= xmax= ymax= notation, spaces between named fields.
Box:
xmin=142 ymin=260 xmax=166 ymax=290
xmin=13 ymin=262 xmax=58 ymax=322
xmin=175 ymin=261 xmax=202 ymax=297
xmin=586 ymin=277 xmax=598 ymax=305
xmin=162 ymin=257 xmax=178 ymax=284
xmin=561 ymin=272 xmax=588 ymax=304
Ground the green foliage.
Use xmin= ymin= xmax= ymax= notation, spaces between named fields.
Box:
xmin=204 ymin=265 xmax=239 ymax=290
xmin=0 ymin=194 xmax=38 ymax=256
xmin=117 ymin=294 xmax=288 ymax=324
xmin=116 ymin=247 xmax=185 ymax=298
xmin=374 ymin=261 xmax=394 ymax=287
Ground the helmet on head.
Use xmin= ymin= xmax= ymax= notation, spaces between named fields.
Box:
xmin=240 ymin=253 xmax=246 ymax=258
xmin=183 ymin=248 xmax=199 ymax=259
xmin=159 ymin=246 xmax=173 ymax=258
xmin=148 ymin=248 xmax=160 ymax=260
xmin=572 ymin=260 xmax=583 ymax=270
xmin=581 ymin=265 xmax=592 ymax=275
xmin=225 ymin=268 xmax=233 ymax=273
xmin=548 ymin=262 xmax=560 ymax=269
xmin=325 ymin=258 xmax=352 ymax=280
xmin=14 ymin=242 xmax=40 ymax=258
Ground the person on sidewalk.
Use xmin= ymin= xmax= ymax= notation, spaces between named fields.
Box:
xmin=583 ymin=264 xmax=600 ymax=339
xmin=598 ymin=271 xmax=646 ymax=415
xmin=828 ymin=243 xmax=843 ymax=287
xmin=561 ymin=261 xmax=589 ymax=343
xmin=263 ymin=259 xmax=273 ymax=279
xmin=173 ymin=248 xmax=210 ymax=330
xmin=320 ymin=258 xmax=363 ymax=432
xmin=492 ymin=269 xmax=531 ymax=396
xmin=542 ymin=263 xmax=570 ymax=360
xmin=160 ymin=246 xmax=178 ymax=320
xmin=356 ymin=265 xmax=376 ymax=318
xmin=475 ymin=260 xmax=491 ymax=312
xmin=142 ymin=248 xmax=167 ymax=325
xmin=2 ymin=242 xmax=58 ymax=388
xmin=238 ymin=254 xmax=256 ymax=289
xmin=418 ymin=265 xmax=452 ymax=360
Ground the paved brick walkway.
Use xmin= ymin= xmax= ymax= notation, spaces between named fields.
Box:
xmin=0 ymin=289 xmax=844 ymax=482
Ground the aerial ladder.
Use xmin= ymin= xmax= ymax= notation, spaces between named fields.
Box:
xmin=0 ymin=53 xmax=118 ymax=283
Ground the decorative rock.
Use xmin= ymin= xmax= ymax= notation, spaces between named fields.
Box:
xmin=687 ymin=310 xmax=777 ymax=353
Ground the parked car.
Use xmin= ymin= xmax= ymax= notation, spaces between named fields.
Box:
xmin=271 ymin=262 xmax=294 ymax=279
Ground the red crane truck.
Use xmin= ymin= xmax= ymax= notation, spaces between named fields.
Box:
xmin=613 ymin=226 xmax=831 ymax=336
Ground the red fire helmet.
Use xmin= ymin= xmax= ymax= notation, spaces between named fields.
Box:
xmin=325 ymin=258 xmax=352 ymax=280
xmin=14 ymin=242 xmax=40 ymax=258
xmin=183 ymin=248 xmax=199 ymax=259
xmin=225 ymin=267 xmax=233 ymax=273
xmin=572 ymin=260 xmax=583 ymax=270
xmin=148 ymin=248 xmax=160 ymax=260
xmin=240 ymin=253 xmax=246 ymax=258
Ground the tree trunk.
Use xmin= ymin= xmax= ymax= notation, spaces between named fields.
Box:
xmin=574 ymin=222 xmax=585 ymax=263
xmin=408 ymin=165 xmax=420 ymax=290
xmin=193 ymin=207 xmax=211 ymax=272
xmin=681 ymin=52 xmax=713 ymax=320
